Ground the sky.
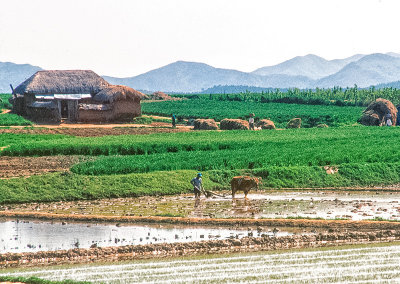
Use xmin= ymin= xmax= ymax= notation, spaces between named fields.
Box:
xmin=0 ymin=0 xmax=400 ymax=77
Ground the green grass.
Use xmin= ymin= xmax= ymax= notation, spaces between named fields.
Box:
xmin=2 ymin=162 xmax=400 ymax=204
xmin=0 ymin=112 xmax=33 ymax=126
xmin=0 ymin=170 xmax=221 ymax=204
xmin=142 ymin=100 xmax=363 ymax=127
xmin=2 ymin=126 xmax=398 ymax=157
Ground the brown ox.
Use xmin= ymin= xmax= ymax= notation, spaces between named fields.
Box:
xmin=231 ymin=176 xmax=261 ymax=198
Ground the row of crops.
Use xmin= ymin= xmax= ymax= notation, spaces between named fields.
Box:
xmin=2 ymin=127 xmax=400 ymax=159
xmin=3 ymin=244 xmax=400 ymax=283
xmin=175 ymin=86 xmax=400 ymax=106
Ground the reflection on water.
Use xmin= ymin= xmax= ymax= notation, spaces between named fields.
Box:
xmin=0 ymin=219 xmax=297 ymax=253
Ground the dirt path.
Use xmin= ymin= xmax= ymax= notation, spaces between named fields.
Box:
xmin=0 ymin=125 xmax=191 ymax=137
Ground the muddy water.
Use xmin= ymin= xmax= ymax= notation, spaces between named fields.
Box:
xmin=4 ymin=190 xmax=400 ymax=221
xmin=0 ymin=218 xmax=304 ymax=253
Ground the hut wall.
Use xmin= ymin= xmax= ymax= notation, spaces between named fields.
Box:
xmin=112 ymin=99 xmax=141 ymax=121
xmin=11 ymin=96 xmax=26 ymax=115
xmin=77 ymin=109 xmax=113 ymax=122
xmin=26 ymin=107 xmax=60 ymax=123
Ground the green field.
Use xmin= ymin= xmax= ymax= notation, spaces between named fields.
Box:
xmin=3 ymin=127 xmax=400 ymax=203
xmin=2 ymin=88 xmax=400 ymax=204
xmin=142 ymin=100 xmax=363 ymax=127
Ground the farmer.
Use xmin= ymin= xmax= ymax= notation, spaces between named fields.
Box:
xmin=191 ymin=173 xmax=203 ymax=198
xmin=172 ymin=114 xmax=176 ymax=128
xmin=249 ymin=113 xmax=255 ymax=130
xmin=385 ymin=112 xmax=393 ymax=127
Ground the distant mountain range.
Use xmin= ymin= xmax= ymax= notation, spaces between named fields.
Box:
xmin=1 ymin=52 xmax=400 ymax=93
xmin=0 ymin=62 xmax=42 ymax=93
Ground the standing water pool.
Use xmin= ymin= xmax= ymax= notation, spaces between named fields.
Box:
xmin=0 ymin=218 xmax=297 ymax=253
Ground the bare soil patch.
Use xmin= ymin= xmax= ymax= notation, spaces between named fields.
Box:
xmin=0 ymin=156 xmax=89 ymax=178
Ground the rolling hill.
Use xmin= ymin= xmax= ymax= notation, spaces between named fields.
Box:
xmin=0 ymin=62 xmax=42 ymax=93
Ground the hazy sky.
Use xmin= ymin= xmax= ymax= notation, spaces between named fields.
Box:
xmin=1 ymin=0 xmax=399 ymax=77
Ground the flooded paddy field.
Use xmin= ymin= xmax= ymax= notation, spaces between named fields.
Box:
xmin=0 ymin=218 xmax=305 ymax=253
xmin=2 ymin=243 xmax=400 ymax=283
xmin=4 ymin=190 xmax=400 ymax=221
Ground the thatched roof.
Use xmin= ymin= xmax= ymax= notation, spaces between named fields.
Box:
xmin=13 ymin=70 xmax=110 ymax=95
xmin=92 ymin=85 xmax=147 ymax=103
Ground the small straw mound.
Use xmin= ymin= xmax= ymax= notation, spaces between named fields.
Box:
xmin=220 ymin=119 xmax=249 ymax=130
xmin=193 ymin=119 xmax=218 ymax=130
xmin=257 ymin=119 xmax=276 ymax=130
xmin=287 ymin=118 xmax=301 ymax=128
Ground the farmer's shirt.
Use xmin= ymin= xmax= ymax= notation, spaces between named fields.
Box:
xmin=191 ymin=177 xmax=202 ymax=189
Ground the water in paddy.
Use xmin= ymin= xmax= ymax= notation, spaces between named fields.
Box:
xmin=3 ymin=243 xmax=400 ymax=283
xmin=0 ymin=218 xmax=296 ymax=253
xmin=6 ymin=190 xmax=400 ymax=221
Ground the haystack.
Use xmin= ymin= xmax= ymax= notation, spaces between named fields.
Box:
xmin=220 ymin=119 xmax=249 ymax=130
xmin=287 ymin=118 xmax=301 ymax=128
xmin=147 ymin=91 xmax=178 ymax=101
xmin=193 ymin=119 xmax=218 ymax=130
xmin=360 ymin=98 xmax=397 ymax=126
xmin=316 ymin=124 xmax=329 ymax=128
xmin=257 ymin=119 xmax=275 ymax=130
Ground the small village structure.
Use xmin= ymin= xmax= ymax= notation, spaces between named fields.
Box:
xmin=10 ymin=70 xmax=145 ymax=123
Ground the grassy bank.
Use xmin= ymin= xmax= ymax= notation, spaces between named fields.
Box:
xmin=1 ymin=163 xmax=400 ymax=204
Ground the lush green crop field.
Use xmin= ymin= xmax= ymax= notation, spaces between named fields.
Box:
xmin=3 ymin=127 xmax=400 ymax=202
xmin=2 ymin=127 xmax=399 ymax=159
xmin=175 ymin=87 xmax=400 ymax=106
xmin=142 ymin=100 xmax=363 ymax=127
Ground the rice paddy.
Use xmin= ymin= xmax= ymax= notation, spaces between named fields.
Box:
xmin=2 ymin=243 xmax=400 ymax=283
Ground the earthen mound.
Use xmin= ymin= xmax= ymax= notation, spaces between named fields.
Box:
xmin=257 ymin=119 xmax=275 ymax=129
xmin=193 ymin=119 xmax=218 ymax=130
xmin=220 ymin=119 xmax=249 ymax=130
xmin=287 ymin=118 xmax=301 ymax=129
xmin=360 ymin=98 xmax=397 ymax=126
xmin=147 ymin=92 xmax=179 ymax=101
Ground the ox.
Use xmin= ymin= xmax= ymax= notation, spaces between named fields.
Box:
xmin=231 ymin=176 xmax=261 ymax=198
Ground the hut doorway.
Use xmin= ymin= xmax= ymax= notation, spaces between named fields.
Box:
xmin=60 ymin=101 xmax=68 ymax=119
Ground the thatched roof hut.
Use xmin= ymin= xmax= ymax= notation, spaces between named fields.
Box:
xmin=11 ymin=70 xmax=143 ymax=123
xmin=13 ymin=70 xmax=110 ymax=95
